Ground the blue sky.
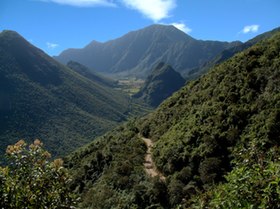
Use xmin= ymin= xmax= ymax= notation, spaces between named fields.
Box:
xmin=1 ymin=0 xmax=280 ymax=56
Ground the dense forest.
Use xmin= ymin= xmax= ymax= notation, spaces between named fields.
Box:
xmin=65 ymin=31 xmax=280 ymax=208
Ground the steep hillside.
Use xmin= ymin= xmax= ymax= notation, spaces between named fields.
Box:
xmin=66 ymin=31 xmax=280 ymax=208
xmin=66 ymin=60 xmax=117 ymax=88
xmin=55 ymin=24 xmax=240 ymax=78
xmin=133 ymin=62 xmax=185 ymax=107
xmin=186 ymin=26 xmax=280 ymax=81
xmin=0 ymin=30 xmax=143 ymax=159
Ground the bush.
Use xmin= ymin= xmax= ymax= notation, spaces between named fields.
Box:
xmin=208 ymin=147 xmax=280 ymax=209
xmin=198 ymin=157 xmax=223 ymax=184
xmin=0 ymin=139 xmax=78 ymax=209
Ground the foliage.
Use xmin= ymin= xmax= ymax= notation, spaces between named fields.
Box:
xmin=65 ymin=120 xmax=173 ymax=208
xmin=190 ymin=146 xmax=280 ymax=209
xmin=67 ymin=30 xmax=280 ymax=208
xmin=210 ymin=159 xmax=280 ymax=208
xmin=0 ymin=139 xmax=78 ymax=209
xmin=0 ymin=30 xmax=149 ymax=159
xmin=185 ymin=26 xmax=280 ymax=82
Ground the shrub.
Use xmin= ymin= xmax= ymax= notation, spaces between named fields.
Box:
xmin=198 ymin=157 xmax=223 ymax=184
xmin=0 ymin=139 xmax=78 ymax=209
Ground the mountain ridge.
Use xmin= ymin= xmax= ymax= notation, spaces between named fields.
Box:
xmin=133 ymin=62 xmax=185 ymax=107
xmin=54 ymin=24 xmax=241 ymax=78
xmin=66 ymin=60 xmax=117 ymax=88
xmin=0 ymin=30 xmax=143 ymax=159
xmin=186 ymin=26 xmax=280 ymax=80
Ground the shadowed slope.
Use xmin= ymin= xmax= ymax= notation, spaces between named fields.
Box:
xmin=0 ymin=30 xmax=139 ymax=158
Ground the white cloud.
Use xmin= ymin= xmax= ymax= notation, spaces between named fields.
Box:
xmin=171 ymin=22 xmax=191 ymax=34
xmin=121 ymin=0 xmax=176 ymax=22
xmin=43 ymin=0 xmax=116 ymax=7
xmin=242 ymin=24 xmax=259 ymax=34
xmin=46 ymin=42 xmax=59 ymax=49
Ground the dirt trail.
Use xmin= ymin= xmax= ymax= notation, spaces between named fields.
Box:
xmin=142 ymin=137 xmax=166 ymax=181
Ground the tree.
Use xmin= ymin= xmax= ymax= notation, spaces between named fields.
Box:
xmin=0 ymin=139 xmax=78 ymax=209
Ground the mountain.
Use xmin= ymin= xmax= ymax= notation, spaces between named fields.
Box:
xmin=65 ymin=30 xmax=280 ymax=208
xmin=54 ymin=24 xmax=240 ymax=78
xmin=66 ymin=60 xmax=117 ymax=88
xmin=0 ymin=30 xmax=143 ymax=159
xmin=133 ymin=62 xmax=185 ymax=107
xmin=186 ymin=26 xmax=280 ymax=80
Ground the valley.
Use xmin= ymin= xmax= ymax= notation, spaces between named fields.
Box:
xmin=0 ymin=19 xmax=280 ymax=209
xmin=115 ymin=78 xmax=145 ymax=96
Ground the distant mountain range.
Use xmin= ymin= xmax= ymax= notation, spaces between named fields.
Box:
xmin=186 ymin=26 xmax=280 ymax=80
xmin=54 ymin=24 xmax=241 ymax=78
xmin=0 ymin=30 xmax=144 ymax=159
xmin=133 ymin=62 xmax=185 ymax=107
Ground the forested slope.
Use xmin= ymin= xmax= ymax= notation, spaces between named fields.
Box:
xmin=66 ymin=31 xmax=280 ymax=208
xmin=0 ymin=30 xmax=144 ymax=159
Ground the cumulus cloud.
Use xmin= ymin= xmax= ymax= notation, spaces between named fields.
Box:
xmin=242 ymin=24 xmax=260 ymax=34
xmin=46 ymin=42 xmax=59 ymax=49
xmin=43 ymin=0 xmax=116 ymax=7
xmin=121 ymin=0 xmax=176 ymax=22
xmin=171 ymin=22 xmax=191 ymax=34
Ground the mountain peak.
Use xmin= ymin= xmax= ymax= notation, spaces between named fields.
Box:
xmin=145 ymin=24 xmax=177 ymax=30
xmin=0 ymin=29 xmax=40 ymax=54
xmin=55 ymin=24 xmax=236 ymax=77
xmin=154 ymin=62 xmax=173 ymax=71
xmin=137 ymin=24 xmax=193 ymax=41
xmin=144 ymin=24 xmax=184 ymax=32
xmin=1 ymin=30 xmax=21 ymax=36
xmin=154 ymin=61 xmax=166 ymax=70
xmin=133 ymin=62 xmax=185 ymax=107
xmin=0 ymin=30 xmax=27 ymax=42
xmin=85 ymin=40 xmax=103 ymax=48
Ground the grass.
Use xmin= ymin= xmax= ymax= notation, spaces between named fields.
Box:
xmin=116 ymin=78 xmax=145 ymax=96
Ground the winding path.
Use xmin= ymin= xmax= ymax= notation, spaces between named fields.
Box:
xmin=142 ymin=137 xmax=166 ymax=181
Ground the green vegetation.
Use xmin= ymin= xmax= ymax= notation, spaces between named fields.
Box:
xmin=0 ymin=140 xmax=77 ymax=208
xmin=185 ymin=26 xmax=280 ymax=82
xmin=144 ymin=31 xmax=280 ymax=208
xmin=65 ymin=121 xmax=170 ymax=208
xmin=204 ymin=147 xmax=280 ymax=208
xmin=66 ymin=31 xmax=280 ymax=208
xmin=0 ymin=30 xmax=149 ymax=160
xmin=116 ymin=78 xmax=145 ymax=96
xmin=133 ymin=62 xmax=185 ymax=107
